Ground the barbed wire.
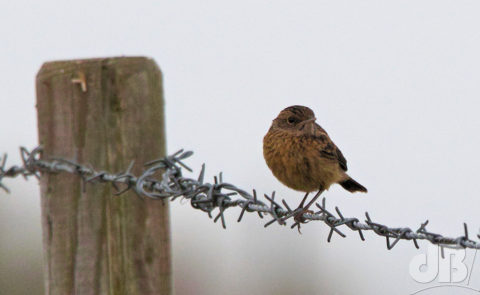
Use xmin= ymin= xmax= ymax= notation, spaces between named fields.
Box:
xmin=1 ymin=146 xmax=479 ymax=252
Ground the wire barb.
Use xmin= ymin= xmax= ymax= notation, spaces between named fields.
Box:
xmin=1 ymin=146 xmax=480 ymax=250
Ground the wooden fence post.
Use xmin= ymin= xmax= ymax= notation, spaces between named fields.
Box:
xmin=36 ymin=57 xmax=171 ymax=295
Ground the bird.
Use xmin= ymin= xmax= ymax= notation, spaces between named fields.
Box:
xmin=263 ymin=105 xmax=367 ymax=221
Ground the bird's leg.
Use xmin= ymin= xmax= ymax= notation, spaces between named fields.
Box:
xmin=294 ymin=190 xmax=323 ymax=223
xmin=302 ymin=190 xmax=323 ymax=212
xmin=298 ymin=192 xmax=310 ymax=208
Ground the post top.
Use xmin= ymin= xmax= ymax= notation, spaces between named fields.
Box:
xmin=37 ymin=56 xmax=159 ymax=80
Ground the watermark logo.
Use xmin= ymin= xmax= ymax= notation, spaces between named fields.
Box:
xmin=409 ymin=245 xmax=479 ymax=294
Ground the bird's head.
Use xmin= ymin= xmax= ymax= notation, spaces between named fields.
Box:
xmin=271 ymin=105 xmax=317 ymax=134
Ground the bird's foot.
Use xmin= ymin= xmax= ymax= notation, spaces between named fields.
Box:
xmin=290 ymin=191 xmax=323 ymax=233
xmin=292 ymin=192 xmax=317 ymax=224
xmin=291 ymin=208 xmax=314 ymax=234
xmin=293 ymin=208 xmax=314 ymax=224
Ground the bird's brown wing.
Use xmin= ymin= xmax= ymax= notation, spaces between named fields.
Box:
xmin=314 ymin=124 xmax=348 ymax=171
xmin=335 ymin=146 xmax=348 ymax=171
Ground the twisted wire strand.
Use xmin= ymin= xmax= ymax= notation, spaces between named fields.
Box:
xmin=1 ymin=146 xmax=479 ymax=251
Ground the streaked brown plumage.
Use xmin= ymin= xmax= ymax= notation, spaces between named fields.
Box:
xmin=263 ymin=105 xmax=367 ymax=196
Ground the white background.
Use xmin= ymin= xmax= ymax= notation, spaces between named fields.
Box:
xmin=1 ymin=1 xmax=480 ymax=294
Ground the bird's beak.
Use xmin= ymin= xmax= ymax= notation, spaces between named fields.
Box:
xmin=304 ymin=118 xmax=316 ymax=124
xmin=298 ymin=117 xmax=316 ymax=133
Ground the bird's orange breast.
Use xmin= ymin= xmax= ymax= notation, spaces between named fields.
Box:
xmin=263 ymin=129 xmax=344 ymax=192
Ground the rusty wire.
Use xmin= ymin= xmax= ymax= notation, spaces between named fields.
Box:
xmin=1 ymin=146 xmax=480 ymax=251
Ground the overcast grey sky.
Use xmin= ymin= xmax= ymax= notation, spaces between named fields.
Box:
xmin=1 ymin=1 xmax=480 ymax=294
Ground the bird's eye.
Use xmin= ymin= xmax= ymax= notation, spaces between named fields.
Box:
xmin=287 ymin=116 xmax=297 ymax=124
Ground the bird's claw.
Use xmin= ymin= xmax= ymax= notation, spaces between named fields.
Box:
xmin=293 ymin=209 xmax=314 ymax=224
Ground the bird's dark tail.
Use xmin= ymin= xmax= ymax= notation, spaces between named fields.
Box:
xmin=340 ymin=177 xmax=367 ymax=193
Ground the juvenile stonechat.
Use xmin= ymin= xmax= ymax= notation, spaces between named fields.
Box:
xmin=263 ymin=105 xmax=367 ymax=218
